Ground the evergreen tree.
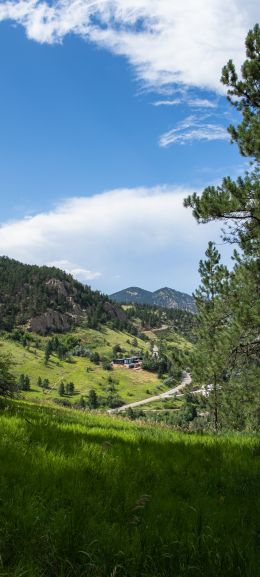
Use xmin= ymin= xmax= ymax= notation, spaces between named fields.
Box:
xmin=88 ymin=389 xmax=98 ymax=409
xmin=19 ymin=374 xmax=31 ymax=391
xmin=0 ymin=353 xmax=17 ymax=397
xmin=57 ymin=343 xmax=66 ymax=360
xmin=191 ymin=243 xmax=231 ymax=431
xmin=184 ymin=25 xmax=260 ymax=254
xmin=184 ymin=25 xmax=260 ymax=428
xmin=18 ymin=374 xmax=25 ymax=391
xmin=58 ymin=382 xmax=65 ymax=396
xmin=66 ymin=382 xmax=75 ymax=395
xmin=44 ymin=341 xmax=52 ymax=365
xmin=42 ymin=378 xmax=49 ymax=389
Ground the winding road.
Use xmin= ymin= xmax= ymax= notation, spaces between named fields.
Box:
xmin=108 ymin=372 xmax=191 ymax=413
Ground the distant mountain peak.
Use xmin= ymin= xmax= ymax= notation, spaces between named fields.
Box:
xmin=110 ymin=286 xmax=196 ymax=313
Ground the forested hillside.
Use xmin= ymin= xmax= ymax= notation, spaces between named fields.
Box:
xmin=0 ymin=256 xmax=127 ymax=333
xmin=125 ymin=303 xmax=196 ymax=340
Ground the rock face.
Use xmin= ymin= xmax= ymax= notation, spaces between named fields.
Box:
xmin=28 ymin=311 xmax=74 ymax=336
xmin=110 ymin=286 xmax=196 ymax=313
xmin=46 ymin=278 xmax=70 ymax=298
xmin=103 ymin=302 xmax=127 ymax=321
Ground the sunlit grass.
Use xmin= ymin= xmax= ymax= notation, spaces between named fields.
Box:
xmin=0 ymin=400 xmax=259 ymax=577
xmin=0 ymin=331 xmax=163 ymax=405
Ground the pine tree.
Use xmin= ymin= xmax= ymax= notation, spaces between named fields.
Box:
xmin=184 ymin=25 xmax=260 ymax=253
xmin=58 ymin=382 xmax=65 ymax=396
xmin=0 ymin=353 xmax=17 ymax=397
xmin=19 ymin=374 xmax=25 ymax=391
xmin=44 ymin=341 xmax=52 ymax=365
xmin=191 ymin=243 xmax=231 ymax=431
xmin=221 ymin=23 xmax=260 ymax=160
xmin=88 ymin=389 xmax=98 ymax=409
xmin=42 ymin=378 xmax=49 ymax=389
xmin=67 ymin=382 xmax=75 ymax=395
xmin=184 ymin=25 xmax=260 ymax=427
xmin=24 ymin=375 xmax=31 ymax=391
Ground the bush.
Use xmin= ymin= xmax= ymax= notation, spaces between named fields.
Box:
xmin=102 ymin=359 xmax=113 ymax=371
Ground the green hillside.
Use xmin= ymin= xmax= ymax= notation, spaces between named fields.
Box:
xmin=1 ymin=400 xmax=259 ymax=577
xmin=0 ymin=327 xmax=169 ymax=406
xmin=0 ymin=256 xmax=127 ymax=333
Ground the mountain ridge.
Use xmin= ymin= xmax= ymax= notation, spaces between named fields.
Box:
xmin=0 ymin=256 xmax=127 ymax=334
xmin=110 ymin=286 xmax=196 ymax=313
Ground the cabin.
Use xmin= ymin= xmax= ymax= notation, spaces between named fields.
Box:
xmin=112 ymin=356 xmax=142 ymax=369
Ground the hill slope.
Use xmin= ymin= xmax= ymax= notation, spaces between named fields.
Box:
xmin=1 ymin=401 xmax=259 ymax=577
xmin=0 ymin=327 xmax=166 ymax=406
xmin=0 ymin=256 xmax=126 ymax=334
xmin=110 ymin=286 xmax=196 ymax=313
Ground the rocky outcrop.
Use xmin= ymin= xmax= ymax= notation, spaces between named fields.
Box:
xmin=28 ymin=310 xmax=74 ymax=336
xmin=46 ymin=278 xmax=70 ymax=298
xmin=104 ymin=302 xmax=127 ymax=321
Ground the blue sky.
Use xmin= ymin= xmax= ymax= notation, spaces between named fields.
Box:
xmin=0 ymin=1 xmax=257 ymax=295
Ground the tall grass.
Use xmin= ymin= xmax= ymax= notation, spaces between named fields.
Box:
xmin=0 ymin=401 xmax=260 ymax=577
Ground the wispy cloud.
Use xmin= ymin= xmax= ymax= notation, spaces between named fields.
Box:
xmin=0 ymin=0 xmax=257 ymax=93
xmin=0 ymin=186 xmax=229 ymax=294
xmin=153 ymin=96 xmax=218 ymax=110
xmin=188 ymin=99 xmax=217 ymax=109
xmin=153 ymin=99 xmax=182 ymax=107
xmin=159 ymin=115 xmax=229 ymax=147
xmin=47 ymin=260 xmax=101 ymax=281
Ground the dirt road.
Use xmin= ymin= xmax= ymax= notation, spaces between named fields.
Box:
xmin=108 ymin=372 xmax=191 ymax=413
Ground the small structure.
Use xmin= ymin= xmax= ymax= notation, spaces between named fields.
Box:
xmin=112 ymin=356 xmax=142 ymax=369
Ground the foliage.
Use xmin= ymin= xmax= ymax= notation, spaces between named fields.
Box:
xmin=88 ymin=388 xmax=99 ymax=409
xmin=184 ymin=25 xmax=260 ymax=430
xmin=221 ymin=23 xmax=260 ymax=160
xmin=18 ymin=373 xmax=31 ymax=391
xmin=126 ymin=302 xmax=196 ymax=340
xmin=190 ymin=243 xmax=231 ymax=430
xmin=0 ymin=353 xmax=17 ymax=397
xmin=58 ymin=382 xmax=65 ymax=396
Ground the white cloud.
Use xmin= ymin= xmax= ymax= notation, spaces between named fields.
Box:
xmin=0 ymin=186 xmax=231 ymax=294
xmin=188 ymin=99 xmax=218 ymax=109
xmin=0 ymin=0 xmax=258 ymax=92
xmin=47 ymin=259 xmax=101 ymax=281
xmin=153 ymin=97 xmax=218 ymax=109
xmin=153 ymin=99 xmax=182 ymax=107
xmin=159 ymin=115 xmax=229 ymax=147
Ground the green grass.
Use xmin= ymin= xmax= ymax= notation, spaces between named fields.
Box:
xmin=157 ymin=329 xmax=194 ymax=352
xmin=0 ymin=330 xmax=164 ymax=405
xmin=141 ymin=397 xmax=184 ymax=411
xmin=0 ymin=400 xmax=260 ymax=577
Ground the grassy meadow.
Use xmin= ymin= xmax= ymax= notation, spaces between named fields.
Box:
xmin=0 ymin=328 xmax=168 ymax=406
xmin=0 ymin=400 xmax=260 ymax=577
